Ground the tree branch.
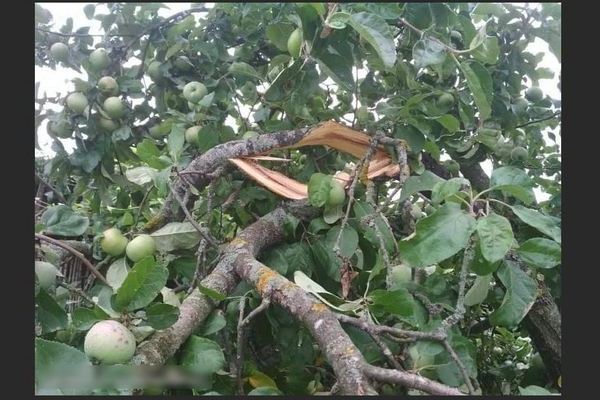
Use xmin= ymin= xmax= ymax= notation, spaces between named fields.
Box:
xmin=363 ymin=364 xmax=464 ymax=395
xmin=35 ymin=234 xmax=109 ymax=286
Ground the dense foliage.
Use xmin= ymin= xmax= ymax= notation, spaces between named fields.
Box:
xmin=35 ymin=3 xmax=561 ymax=395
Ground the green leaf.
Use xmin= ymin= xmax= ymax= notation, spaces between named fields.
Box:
xmin=510 ymin=205 xmax=561 ymax=244
xmin=72 ymin=308 xmax=103 ymax=331
xmin=136 ymin=139 xmax=169 ymax=170
xmin=476 ymin=214 xmax=514 ymax=263
xmin=35 ymin=339 xmax=92 ymax=394
xmin=434 ymin=114 xmax=460 ymax=133
xmin=266 ymin=23 xmax=295 ymax=51
xmin=325 ymin=225 xmax=359 ymax=258
xmin=489 ymin=166 xmax=535 ymax=205
xmin=196 ymin=285 xmax=227 ymax=301
xmin=471 ymin=36 xmax=499 ymax=64
xmin=323 ymin=203 xmax=344 ymax=224
xmin=228 ymin=62 xmax=262 ymax=80
xmin=112 ymin=257 xmax=169 ymax=312
xmin=347 ymin=12 xmax=397 ymax=69
xmin=36 ymin=289 xmax=68 ymax=334
xmin=180 ymin=336 xmax=225 ymax=375
xmin=413 ymin=37 xmax=447 ymax=69
xmin=146 ymin=303 xmax=180 ymax=329
xmin=112 ymin=126 xmax=132 ymax=142
xmin=464 ymin=274 xmax=492 ymax=306
xmin=369 ymin=288 xmax=416 ymax=317
xmin=519 ymin=385 xmax=558 ymax=395
xmin=517 ymin=238 xmax=561 ymax=269
xmin=83 ymin=4 xmax=95 ymax=19
xmin=469 ymin=238 xmax=501 ymax=275
xmin=167 ymin=124 xmax=185 ymax=162
xmin=316 ymin=53 xmax=353 ymax=91
xmin=431 ymin=177 xmax=469 ymax=204
xmin=398 ymin=171 xmax=445 ymax=202
xmin=459 ymin=61 xmax=491 ymax=120
xmin=399 ymin=203 xmax=476 ymax=268
xmin=106 ymin=257 xmax=130 ymax=291
xmin=353 ymin=201 xmax=396 ymax=254
xmin=307 ymin=173 xmax=332 ymax=208
xmin=197 ymin=311 xmax=227 ymax=337
xmin=472 ymin=3 xmax=507 ymax=17
xmin=40 ymin=205 xmax=89 ymax=237
xmin=150 ymin=222 xmax=201 ymax=253
xmin=490 ymin=260 xmax=538 ymax=328
xmin=327 ymin=12 xmax=351 ymax=29
xmin=248 ymin=387 xmax=283 ymax=395
xmin=125 ymin=166 xmax=155 ymax=186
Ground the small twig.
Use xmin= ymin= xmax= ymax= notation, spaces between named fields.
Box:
xmin=56 ymin=280 xmax=95 ymax=306
xmin=236 ymin=297 xmax=271 ymax=394
xmin=362 ymin=364 xmax=464 ymax=396
xmin=187 ymin=239 xmax=208 ymax=295
xmin=442 ymin=340 xmax=475 ymax=394
xmin=441 ymin=240 xmax=474 ymax=330
xmin=369 ymin=330 xmax=404 ymax=370
xmin=134 ymin=186 xmax=155 ymax=227
xmin=35 ymin=234 xmax=109 ymax=286
xmin=336 ymin=314 xmax=446 ymax=342
xmin=397 ymin=18 xmax=471 ymax=55
xmin=168 ymin=183 xmax=218 ymax=248
xmin=35 ymin=172 xmax=67 ymax=204
xmin=515 ymin=111 xmax=561 ymax=128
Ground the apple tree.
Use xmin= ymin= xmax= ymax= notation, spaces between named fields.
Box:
xmin=35 ymin=2 xmax=561 ymax=395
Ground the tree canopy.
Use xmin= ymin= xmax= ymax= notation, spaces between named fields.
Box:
xmin=35 ymin=2 xmax=561 ymax=396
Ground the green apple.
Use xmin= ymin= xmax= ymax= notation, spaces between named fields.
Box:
xmin=287 ymin=27 xmax=303 ymax=58
xmin=387 ymin=263 xmax=412 ymax=290
xmin=97 ymin=76 xmax=119 ymax=95
xmin=183 ymin=81 xmax=207 ymax=103
xmin=98 ymin=116 xmax=119 ymax=132
xmin=356 ymin=106 xmax=369 ymax=122
xmin=103 ymin=97 xmax=126 ymax=119
xmin=126 ymin=234 xmax=156 ymax=262
xmin=327 ymin=179 xmax=346 ymax=207
xmin=185 ymin=126 xmax=201 ymax=144
xmin=100 ymin=228 xmax=128 ymax=256
xmin=147 ymin=61 xmax=163 ymax=82
xmin=512 ymin=97 xmax=529 ymax=115
xmin=450 ymin=30 xmax=463 ymax=43
xmin=50 ymin=42 xmax=69 ymax=62
xmin=84 ymin=320 xmax=136 ymax=365
xmin=49 ymin=119 xmax=73 ymax=138
xmin=35 ymin=261 xmax=59 ymax=290
xmin=525 ymin=86 xmax=543 ymax=102
xmin=66 ymin=92 xmax=88 ymax=114
xmin=511 ymin=146 xmax=528 ymax=161
xmin=89 ymin=47 xmax=110 ymax=70
xmin=437 ymin=92 xmax=455 ymax=108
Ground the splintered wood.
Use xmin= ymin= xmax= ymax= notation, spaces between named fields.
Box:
xmin=228 ymin=121 xmax=403 ymax=200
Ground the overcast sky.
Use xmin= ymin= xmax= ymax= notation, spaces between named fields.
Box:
xmin=35 ymin=3 xmax=561 ymax=199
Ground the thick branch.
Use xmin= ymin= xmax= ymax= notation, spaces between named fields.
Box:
xmin=363 ymin=365 xmax=464 ymax=395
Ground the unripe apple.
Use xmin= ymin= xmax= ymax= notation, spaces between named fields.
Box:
xmin=66 ymin=92 xmax=88 ymax=115
xmin=327 ymin=179 xmax=346 ymax=207
xmin=183 ymin=81 xmax=207 ymax=103
xmin=84 ymin=320 xmax=136 ymax=365
xmin=287 ymin=27 xmax=303 ymax=58
xmin=147 ymin=61 xmax=163 ymax=82
xmin=100 ymin=228 xmax=129 ymax=257
xmin=185 ymin=126 xmax=201 ymax=144
xmin=437 ymin=92 xmax=455 ymax=108
xmin=50 ymin=42 xmax=69 ymax=62
xmin=525 ymin=86 xmax=543 ymax=102
xmin=89 ymin=48 xmax=110 ymax=70
xmin=126 ymin=234 xmax=156 ymax=262
xmin=511 ymin=146 xmax=528 ymax=161
xmin=512 ymin=97 xmax=529 ymax=115
xmin=103 ymin=97 xmax=126 ymax=119
xmin=98 ymin=116 xmax=119 ymax=132
xmin=97 ymin=76 xmax=119 ymax=95
xmin=35 ymin=261 xmax=59 ymax=290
